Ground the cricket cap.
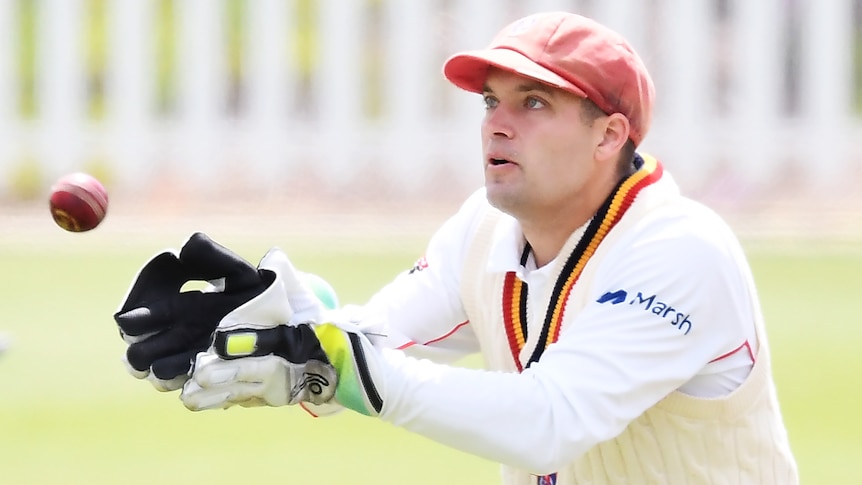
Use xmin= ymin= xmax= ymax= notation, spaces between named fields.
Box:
xmin=443 ymin=12 xmax=655 ymax=146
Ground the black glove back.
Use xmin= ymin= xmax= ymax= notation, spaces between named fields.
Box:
xmin=114 ymin=232 xmax=272 ymax=384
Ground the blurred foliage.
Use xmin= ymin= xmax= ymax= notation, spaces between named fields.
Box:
xmin=291 ymin=0 xmax=318 ymax=75
xmin=7 ymin=155 xmax=45 ymax=201
xmin=856 ymin=1 xmax=862 ymax=113
xmin=5 ymin=0 xmax=862 ymax=201
xmin=83 ymin=0 xmax=108 ymax=120
xmin=363 ymin=2 xmax=384 ymax=119
xmin=154 ymin=0 xmax=177 ymax=115
xmin=15 ymin=0 xmax=38 ymax=119
xmin=855 ymin=29 xmax=862 ymax=113
xmin=82 ymin=156 xmax=116 ymax=192
xmin=224 ymin=0 xmax=244 ymax=78
xmin=224 ymin=0 xmax=245 ymax=115
xmin=6 ymin=0 xmax=344 ymax=125
xmin=11 ymin=0 xmax=862 ymax=121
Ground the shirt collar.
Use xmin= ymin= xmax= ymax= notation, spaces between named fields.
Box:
xmin=486 ymin=213 xmax=524 ymax=274
xmin=485 ymin=212 xmax=591 ymax=276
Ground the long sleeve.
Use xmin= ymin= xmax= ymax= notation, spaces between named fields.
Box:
xmin=341 ymin=189 xmax=489 ymax=363
xmin=373 ymin=207 xmax=757 ymax=473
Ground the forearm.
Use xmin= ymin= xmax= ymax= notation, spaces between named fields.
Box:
xmin=376 ymin=350 xmax=611 ymax=474
xmin=338 ymin=296 xmax=477 ymax=365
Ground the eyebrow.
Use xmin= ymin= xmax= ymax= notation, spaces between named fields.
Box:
xmin=482 ymin=80 xmax=557 ymax=96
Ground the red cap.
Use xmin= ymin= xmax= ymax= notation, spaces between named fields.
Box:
xmin=443 ymin=12 xmax=655 ymax=146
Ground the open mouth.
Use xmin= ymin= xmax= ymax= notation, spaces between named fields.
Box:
xmin=489 ymin=158 xmax=512 ymax=166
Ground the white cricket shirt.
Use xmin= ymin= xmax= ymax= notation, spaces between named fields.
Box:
xmin=341 ymin=169 xmax=761 ymax=471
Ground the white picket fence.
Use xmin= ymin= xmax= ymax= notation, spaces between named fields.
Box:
xmin=0 ymin=0 xmax=860 ymax=201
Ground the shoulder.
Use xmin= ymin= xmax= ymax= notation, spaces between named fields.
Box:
xmin=601 ymin=194 xmax=752 ymax=293
xmin=441 ymin=187 xmax=503 ymax=243
xmin=456 ymin=187 xmax=493 ymax=218
xmin=587 ymin=195 xmax=757 ymax=355
xmin=422 ymin=188 xmax=497 ymax=264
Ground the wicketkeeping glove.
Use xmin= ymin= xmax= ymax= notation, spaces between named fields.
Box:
xmin=180 ymin=248 xmax=385 ymax=417
xmin=114 ymin=232 xmax=274 ymax=391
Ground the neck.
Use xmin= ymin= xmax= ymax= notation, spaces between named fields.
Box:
xmin=521 ymin=214 xmax=587 ymax=268
xmin=523 ymin=173 xmax=628 ymax=268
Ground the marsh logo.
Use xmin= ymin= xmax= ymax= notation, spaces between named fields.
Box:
xmin=597 ymin=289 xmax=694 ymax=335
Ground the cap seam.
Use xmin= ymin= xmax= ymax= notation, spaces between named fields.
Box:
xmin=536 ymin=18 xmax=606 ymax=107
xmin=441 ymin=12 xmax=653 ymax=145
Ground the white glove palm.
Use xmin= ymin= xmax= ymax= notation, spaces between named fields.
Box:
xmin=185 ymin=342 xmax=336 ymax=410
xmin=180 ymin=248 xmax=385 ymax=417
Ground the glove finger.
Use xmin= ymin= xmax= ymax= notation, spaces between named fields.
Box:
xmin=116 ymin=252 xmax=188 ymax=315
xmin=114 ymin=248 xmax=216 ymax=355
xmin=123 ymin=288 xmax=245 ymax=370
xmin=181 ymin=379 xmax=231 ymax=411
xmin=122 ymin=353 xmax=150 ymax=380
xmin=178 ymin=232 xmax=261 ymax=291
xmin=114 ymin=301 xmax=176 ymax=338
xmin=212 ymin=383 xmax=268 ymax=402
xmin=126 ymin=329 xmax=210 ymax=373
xmin=182 ymin=353 xmax=259 ymax=410
xmin=192 ymin=353 xmax=334 ymax=405
xmin=192 ymin=355 xmax=283 ymax=387
xmin=151 ymin=351 xmax=197 ymax=381
xmin=146 ymin=373 xmax=189 ymax=392
xmin=184 ymin=381 xmax=275 ymax=410
xmin=122 ymin=352 xmax=188 ymax=391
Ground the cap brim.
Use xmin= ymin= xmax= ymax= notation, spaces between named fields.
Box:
xmin=443 ymin=48 xmax=587 ymax=97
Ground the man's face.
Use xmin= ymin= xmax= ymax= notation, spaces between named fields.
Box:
xmin=480 ymin=68 xmax=606 ymax=221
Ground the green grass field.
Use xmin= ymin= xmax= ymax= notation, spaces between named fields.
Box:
xmin=1 ymin=231 xmax=860 ymax=484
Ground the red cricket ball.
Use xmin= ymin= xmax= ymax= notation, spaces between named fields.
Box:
xmin=48 ymin=172 xmax=109 ymax=232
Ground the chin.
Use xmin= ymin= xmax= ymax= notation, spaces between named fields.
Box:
xmin=485 ymin=187 xmax=520 ymax=214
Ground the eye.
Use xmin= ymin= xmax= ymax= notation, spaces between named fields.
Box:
xmin=525 ymin=96 xmax=546 ymax=109
xmin=483 ymin=94 xmax=498 ymax=109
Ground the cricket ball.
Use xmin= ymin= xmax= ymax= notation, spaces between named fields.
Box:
xmin=48 ymin=172 xmax=109 ymax=232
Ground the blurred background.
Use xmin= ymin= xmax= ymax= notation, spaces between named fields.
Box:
xmin=1 ymin=0 xmax=861 ymax=483
xmin=0 ymin=0 xmax=861 ymax=232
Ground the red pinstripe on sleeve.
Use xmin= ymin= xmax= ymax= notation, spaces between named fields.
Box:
xmin=396 ymin=320 xmax=471 ymax=350
xmin=709 ymin=340 xmax=755 ymax=364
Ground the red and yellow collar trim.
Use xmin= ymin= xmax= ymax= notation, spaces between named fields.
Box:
xmin=502 ymin=155 xmax=663 ymax=372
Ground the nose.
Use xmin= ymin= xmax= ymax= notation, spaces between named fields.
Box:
xmin=482 ymin=105 xmax=514 ymax=139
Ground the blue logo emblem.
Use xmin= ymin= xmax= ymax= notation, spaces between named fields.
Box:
xmin=597 ymin=289 xmax=693 ymax=335
xmin=596 ymin=289 xmax=627 ymax=304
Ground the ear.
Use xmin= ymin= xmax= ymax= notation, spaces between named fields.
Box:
xmin=595 ymin=113 xmax=630 ymax=162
